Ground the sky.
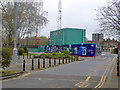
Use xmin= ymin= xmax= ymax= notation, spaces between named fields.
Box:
xmin=39 ymin=0 xmax=112 ymax=40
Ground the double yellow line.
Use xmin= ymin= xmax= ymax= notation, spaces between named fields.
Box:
xmin=93 ymin=56 xmax=116 ymax=89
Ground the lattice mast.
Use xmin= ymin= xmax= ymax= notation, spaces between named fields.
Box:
xmin=57 ymin=0 xmax=62 ymax=30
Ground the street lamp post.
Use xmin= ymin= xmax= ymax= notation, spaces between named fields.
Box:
xmin=12 ymin=2 xmax=18 ymax=64
xmin=27 ymin=33 xmax=29 ymax=59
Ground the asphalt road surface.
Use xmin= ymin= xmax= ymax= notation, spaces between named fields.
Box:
xmin=2 ymin=53 xmax=117 ymax=89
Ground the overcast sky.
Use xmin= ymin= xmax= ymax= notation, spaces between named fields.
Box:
xmin=40 ymin=0 xmax=112 ymax=40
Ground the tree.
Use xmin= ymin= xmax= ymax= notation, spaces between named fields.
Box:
xmin=97 ymin=0 xmax=120 ymax=41
xmin=0 ymin=1 xmax=48 ymax=46
xmin=39 ymin=36 xmax=48 ymax=46
xmin=20 ymin=36 xmax=48 ymax=46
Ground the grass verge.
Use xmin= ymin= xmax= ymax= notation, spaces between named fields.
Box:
xmin=0 ymin=70 xmax=19 ymax=76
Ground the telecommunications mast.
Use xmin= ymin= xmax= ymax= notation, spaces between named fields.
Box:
xmin=57 ymin=0 xmax=62 ymax=30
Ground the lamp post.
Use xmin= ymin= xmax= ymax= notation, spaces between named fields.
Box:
xmin=12 ymin=1 xmax=18 ymax=64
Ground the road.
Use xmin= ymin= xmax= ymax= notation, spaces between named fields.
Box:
xmin=2 ymin=53 xmax=117 ymax=89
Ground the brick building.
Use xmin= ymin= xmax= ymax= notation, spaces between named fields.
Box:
xmin=103 ymin=38 xmax=118 ymax=52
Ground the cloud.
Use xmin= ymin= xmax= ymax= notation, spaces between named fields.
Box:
xmin=41 ymin=0 xmax=112 ymax=40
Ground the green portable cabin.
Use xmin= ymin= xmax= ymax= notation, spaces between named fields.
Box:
xmin=29 ymin=45 xmax=45 ymax=52
xmin=50 ymin=28 xmax=86 ymax=45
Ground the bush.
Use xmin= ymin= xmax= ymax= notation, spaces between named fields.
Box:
xmin=18 ymin=48 xmax=24 ymax=55
xmin=61 ymin=50 xmax=70 ymax=55
xmin=37 ymin=52 xmax=71 ymax=59
xmin=2 ymin=48 xmax=12 ymax=69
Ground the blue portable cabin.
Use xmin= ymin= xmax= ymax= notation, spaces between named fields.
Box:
xmin=45 ymin=43 xmax=102 ymax=57
xmin=70 ymin=43 xmax=101 ymax=57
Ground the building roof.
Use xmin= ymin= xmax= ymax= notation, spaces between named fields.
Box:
xmin=50 ymin=28 xmax=86 ymax=33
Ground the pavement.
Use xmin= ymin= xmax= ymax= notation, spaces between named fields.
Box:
xmin=2 ymin=53 xmax=119 ymax=89
xmin=6 ymin=55 xmax=75 ymax=72
xmin=103 ymin=54 xmax=120 ymax=89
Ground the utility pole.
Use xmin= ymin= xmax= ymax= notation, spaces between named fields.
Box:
xmin=13 ymin=1 xmax=18 ymax=64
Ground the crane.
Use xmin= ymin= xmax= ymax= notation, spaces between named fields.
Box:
xmin=57 ymin=0 xmax=62 ymax=30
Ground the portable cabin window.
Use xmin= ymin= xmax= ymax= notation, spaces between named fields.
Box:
xmin=51 ymin=33 xmax=52 ymax=36
xmin=63 ymin=47 xmax=66 ymax=50
xmin=56 ymin=47 xmax=59 ymax=52
xmin=58 ymin=46 xmax=61 ymax=52
xmin=49 ymin=47 xmax=51 ymax=52
xmin=70 ymin=48 xmax=73 ymax=54
xmin=67 ymin=48 xmax=69 ymax=51
xmin=61 ymin=31 xmax=63 ymax=35
xmin=74 ymin=47 xmax=78 ymax=54
xmin=59 ymin=46 xmax=61 ymax=51
xmin=58 ymin=31 xmax=60 ymax=35
xmin=50 ymin=47 xmax=52 ymax=52
xmin=65 ymin=47 xmax=67 ymax=50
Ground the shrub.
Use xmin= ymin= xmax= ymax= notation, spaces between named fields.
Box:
xmin=38 ymin=52 xmax=71 ymax=59
xmin=18 ymin=48 xmax=24 ymax=55
xmin=61 ymin=50 xmax=70 ymax=55
xmin=2 ymin=48 xmax=12 ymax=69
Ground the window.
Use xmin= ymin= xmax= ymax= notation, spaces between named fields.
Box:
xmin=74 ymin=47 xmax=78 ymax=54
xmin=58 ymin=31 xmax=60 ymax=35
xmin=51 ymin=33 xmax=52 ymax=36
xmin=61 ymin=31 xmax=63 ymax=34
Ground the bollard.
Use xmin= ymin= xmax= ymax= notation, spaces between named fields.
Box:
xmin=71 ymin=56 xmax=73 ymax=62
xmin=18 ymin=55 xmax=20 ymax=60
xmin=43 ymin=58 xmax=45 ymax=68
xmin=66 ymin=57 xmax=67 ymax=63
xmin=29 ymin=54 xmax=31 ymax=59
xmin=54 ymin=57 xmax=56 ymax=66
xmin=77 ymin=56 xmax=79 ymax=61
xmin=38 ymin=59 xmax=40 ymax=69
xmin=49 ymin=58 xmax=51 ymax=67
xmin=117 ymin=56 xmax=119 ymax=76
xmin=23 ymin=54 xmax=24 ymax=59
xmin=69 ymin=56 xmax=70 ymax=63
xmin=23 ymin=59 xmax=25 ymax=72
xmin=74 ymin=56 xmax=76 ymax=61
xmin=27 ymin=52 xmax=28 ymax=59
xmin=31 ymin=59 xmax=34 ymax=70
xmin=59 ymin=57 xmax=61 ymax=65
xmin=63 ymin=57 xmax=64 ymax=64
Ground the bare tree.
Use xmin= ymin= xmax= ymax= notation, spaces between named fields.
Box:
xmin=0 ymin=1 xmax=48 ymax=46
xmin=97 ymin=0 xmax=120 ymax=41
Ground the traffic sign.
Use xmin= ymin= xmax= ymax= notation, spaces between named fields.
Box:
xmin=13 ymin=38 xmax=16 ymax=41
